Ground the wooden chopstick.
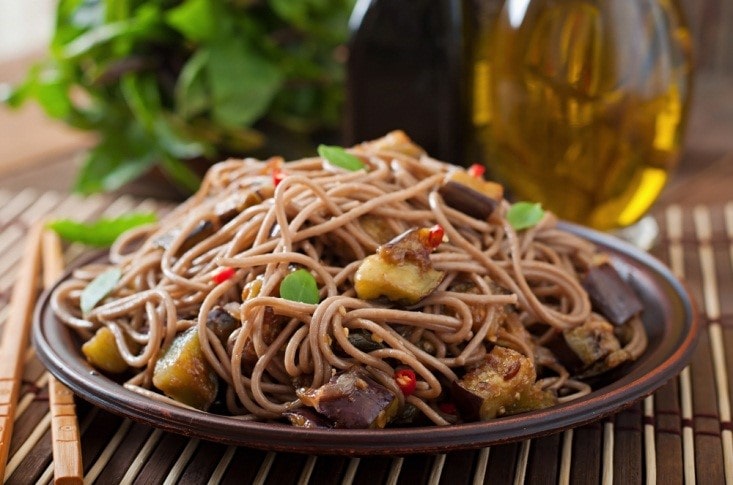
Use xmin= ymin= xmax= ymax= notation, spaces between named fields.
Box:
xmin=0 ymin=222 xmax=44 ymax=480
xmin=42 ymin=229 xmax=84 ymax=485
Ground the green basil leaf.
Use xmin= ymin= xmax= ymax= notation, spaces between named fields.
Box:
xmin=165 ymin=0 xmax=217 ymax=42
xmin=80 ymin=267 xmax=122 ymax=314
xmin=317 ymin=145 xmax=365 ymax=171
xmin=207 ymin=38 xmax=283 ymax=127
xmin=507 ymin=202 xmax=545 ymax=231
xmin=48 ymin=212 xmax=158 ymax=247
xmin=279 ymin=269 xmax=320 ymax=304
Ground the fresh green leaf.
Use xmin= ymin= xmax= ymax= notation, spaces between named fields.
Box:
xmin=317 ymin=145 xmax=365 ymax=171
xmin=279 ymin=269 xmax=319 ymax=304
xmin=207 ymin=38 xmax=283 ymax=127
xmin=159 ymin=155 xmax=202 ymax=194
xmin=166 ymin=0 xmax=217 ymax=42
xmin=73 ymin=127 xmax=158 ymax=194
xmin=80 ymin=267 xmax=122 ymax=314
xmin=507 ymin=202 xmax=545 ymax=231
xmin=175 ymin=49 xmax=211 ymax=119
xmin=48 ymin=212 xmax=158 ymax=247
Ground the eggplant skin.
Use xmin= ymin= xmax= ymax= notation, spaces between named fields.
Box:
xmin=152 ymin=327 xmax=219 ymax=410
xmin=582 ymin=263 xmax=643 ymax=325
xmin=455 ymin=346 xmax=556 ymax=420
xmin=297 ymin=369 xmax=399 ymax=429
xmin=82 ymin=326 xmax=131 ymax=374
xmin=283 ymin=407 xmax=334 ymax=429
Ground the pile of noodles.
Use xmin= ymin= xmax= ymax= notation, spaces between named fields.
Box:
xmin=50 ymin=131 xmax=647 ymax=426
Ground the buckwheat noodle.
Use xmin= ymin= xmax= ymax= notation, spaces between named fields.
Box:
xmin=50 ymin=131 xmax=647 ymax=426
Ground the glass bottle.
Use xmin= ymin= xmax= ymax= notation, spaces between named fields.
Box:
xmin=346 ymin=0 xmax=463 ymax=162
xmin=474 ymin=0 xmax=693 ymax=230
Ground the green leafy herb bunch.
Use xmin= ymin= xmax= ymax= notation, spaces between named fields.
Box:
xmin=5 ymin=0 xmax=355 ymax=194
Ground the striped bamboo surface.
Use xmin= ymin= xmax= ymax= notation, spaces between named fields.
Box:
xmin=0 ymin=187 xmax=731 ymax=484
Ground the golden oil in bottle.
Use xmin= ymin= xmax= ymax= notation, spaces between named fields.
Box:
xmin=471 ymin=0 xmax=693 ymax=230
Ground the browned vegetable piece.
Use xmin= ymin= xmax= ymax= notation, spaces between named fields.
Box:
xmin=359 ymin=214 xmax=395 ymax=245
xmin=153 ymin=327 xmax=218 ymax=410
xmin=564 ymin=318 xmax=621 ymax=366
xmin=454 ymin=346 xmax=555 ymax=420
xmin=296 ymin=369 xmax=399 ymax=429
xmin=82 ymin=326 xmax=131 ymax=374
xmin=283 ymin=407 xmax=333 ymax=428
xmin=582 ymin=263 xmax=643 ymax=325
xmin=154 ymin=187 xmax=270 ymax=254
xmin=438 ymin=170 xmax=503 ymax=220
xmin=354 ymin=227 xmax=445 ymax=304
xmin=206 ymin=306 xmax=240 ymax=345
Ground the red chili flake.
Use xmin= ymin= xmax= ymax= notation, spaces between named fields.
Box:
xmin=438 ymin=402 xmax=457 ymax=415
xmin=394 ymin=369 xmax=417 ymax=397
xmin=272 ymin=167 xmax=287 ymax=187
xmin=468 ymin=163 xmax=486 ymax=178
xmin=212 ymin=267 xmax=236 ymax=284
xmin=467 ymin=163 xmax=485 ymax=178
xmin=426 ymin=224 xmax=445 ymax=249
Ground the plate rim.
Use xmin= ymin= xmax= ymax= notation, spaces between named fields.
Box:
xmin=32 ymin=223 xmax=700 ymax=455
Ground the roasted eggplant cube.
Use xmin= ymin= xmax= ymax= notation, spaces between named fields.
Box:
xmin=206 ymin=306 xmax=240 ymax=345
xmin=354 ymin=227 xmax=445 ymax=304
xmin=297 ymin=369 xmax=399 ymax=429
xmin=152 ymin=327 xmax=218 ymax=410
xmin=82 ymin=326 xmax=130 ymax=374
xmin=283 ymin=407 xmax=334 ymax=429
xmin=582 ymin=263 xmax=643 ymax=325
xmin=438 ymin=170 xmax=503 ymax=220
xmin=564 ymin=318 xmax=622 ymax=367
xmin=354 ymin=254 xmax=444 ymax=304
xmin=455 ymin=346 xmax=554 ymax=420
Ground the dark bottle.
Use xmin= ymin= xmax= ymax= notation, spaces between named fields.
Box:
xmin=345 ymin=0 xmax=463 ymax=163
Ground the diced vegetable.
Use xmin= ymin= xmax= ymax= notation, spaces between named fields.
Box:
xmin=453 ymin=346 xmax=555 ymax=420
xmin=467 ymin=163 xmax=485 ymax=178
xmin=346 ymin=330 xmax=386 ymax=353
xmin=212 ymin=267 xmax=236 ymax=284
xmin=205 ymin=306 xmax=240 ymax=345
xmin=582 ymin=263 xmax=643 ymax=325
xmin=355 ymin=255 xmax=444 ymax=304
xmin=438 ymin=170 xmax=503 ymax=220
xmin=564 ymin=318 xmax=621 ymax=366
xmin=153 ymin=327 xmax=218 ymax=410
xmin=394 ymin=368 xmax=417 ymax=397
xmin=283 ymin=407 xmax=333 ymax=428
xmin=354 ymin=227 xmax=445 ymax=304
xmin=155 ymin=188 xmax=268 ymax=254
xmin=296 ymin=369 xmax=399 ymax=429
xmin=544 ymin=314 xmax=632 ymax=377
xmin=82 ymin=326 xmax=130 ymax=374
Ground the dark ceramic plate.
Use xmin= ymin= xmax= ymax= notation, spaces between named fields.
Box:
xmin=33 ymin=223 xmax=699 ymax=455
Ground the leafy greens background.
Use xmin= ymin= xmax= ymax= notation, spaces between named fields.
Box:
xmin=6 ymin=0 xmax=355 ymax=194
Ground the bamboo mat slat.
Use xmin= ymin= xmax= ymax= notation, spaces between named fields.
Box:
xmin=0 ymin=189 xmax=729 ymax=484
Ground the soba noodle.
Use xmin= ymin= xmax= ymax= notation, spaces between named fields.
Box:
xmin=50 ymin=131 xmax=647 ymax=427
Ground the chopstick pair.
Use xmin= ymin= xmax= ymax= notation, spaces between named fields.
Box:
xmin=0 ymin=223 xmax=83 ymax=484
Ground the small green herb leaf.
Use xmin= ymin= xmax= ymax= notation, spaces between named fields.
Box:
xmin=279 ymin=269 xmax=320 ymax=304
xmin=81 ymin=268 xmax=122 ymax=314
xmin=507 ymin=202 xmax=545 ymax=230
xmin=317 ymin=145 xmax=365 ymax=171
xmin=48 ymin=213 xmax=158 ymax=247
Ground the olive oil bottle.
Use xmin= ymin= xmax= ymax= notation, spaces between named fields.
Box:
xmin=346 ymin=0 xmax=463 ymax=162
xmin=347 ymin=0 xmax=692 ymax=231
xmin=474 ymin=0 xmax=693 ymax=229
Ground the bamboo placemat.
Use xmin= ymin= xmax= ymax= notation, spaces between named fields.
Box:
xmin=0 ymin=187 xmax=730 ymax=484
